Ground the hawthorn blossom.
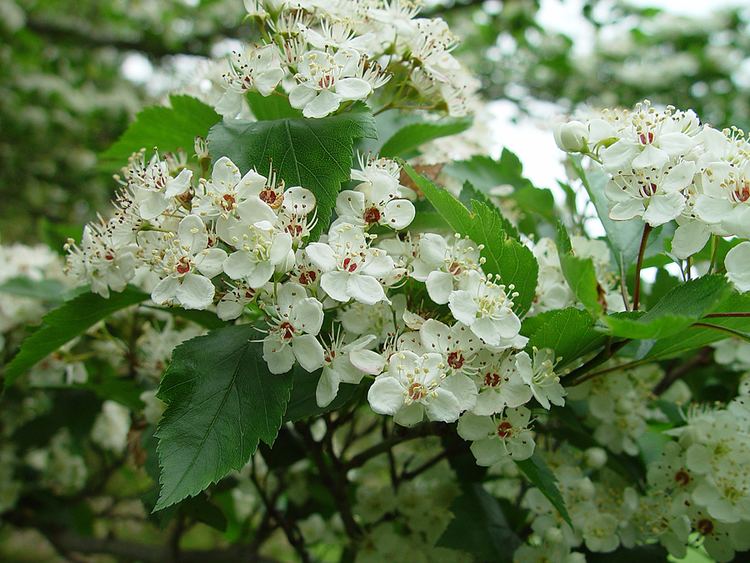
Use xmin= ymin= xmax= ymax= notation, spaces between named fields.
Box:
xmin=448 ymin=270 xmax=522 ymax=347
xmin=316 ymin=333 xmax=385 ymax=407
xmin=411 ymin=233 xmax=483 ymax=304
xmin=418 ymin=319 xmax=481 ymax=376
xmin=694 ymin=161 xmax=750 ymax=238
xmin=289 ymin=49 xmax=373 ymax=118
xmin=517 ymin=347 xmax=565 ymax=410
xmin=471 ymin=350 xmax=533 ymax=416
xmin=457 ymin=408 xmax=536 ymax=464
xmin=306 ymin=222 xmax=392 ymax=305
xmin=262 ymin=283 xmax=325 ymax=374
xmin=367 ymin=351 xmax=477 ymax=425
xmin=726 ymin=242 xmax=750 ymax=292
xmin=217 ymin=44 xmax=286 ymax=117
xmin=151 ymin=215 xmax=227 ymax=310
xmin=192 ymin=157 xmax=267 ymax=224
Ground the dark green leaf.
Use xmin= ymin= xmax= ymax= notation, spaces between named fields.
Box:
xmin=444 ymin=150 xmax=533 ymax=192
xmin=605 ymin=275 xmax=731 ymax=340
xmin=246 ymin=91 xmax=303 ymax=120
xmin=460 ymin=181 xmax=520 ymax=240
xmin=208 ymin=104 xmax=377 ymax=240
xmin=154 ymin=324 xmax=293 ymax=510
xmin=515 ymin=453 xmax=572 ymax=526
xmin=437 ymin=483 xmax=521 ymax=561
xmin=4 ymin=286 xmax=149 ymax=386
xmin=403 ymin=163 xmax=538 ymax=315
xmin=284 ymin=369 xmax=362 ymax=422
xmin=523 ymin=308 xmax=606 ymax=367
xmin=102 ymin=95 xmax=220 ymax=163
xmin=0 ymin=276 xmax=68 ymax=303
xmin=379 ymin=117 xmax=472 ymax=158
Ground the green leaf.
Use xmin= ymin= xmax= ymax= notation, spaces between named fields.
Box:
xmin=3 ymin=286 xmax=149 ymax=386
xmin=444 ymin=150 xmax=533 ymax=192
xmin=646 ymin=292 xmax=750 ymax=359
xmin=557 ymin=225 xmax=603 ymax=316
xmin=208 ymin=104 xmax=377 ymax=240
xmin=0 ymin=276 xmax=68 ymax=303
xmin=604 ymin=275 xmax=731 ymax=340
xmin=246 ymin=91 xmax=303 ymax=120
xmin=379 ymin=117 xmax=472 ymax=158
xmin=523 ymin=308 xmax=607 ymax=367
xmin=437 ymin=483 xmax=521 ymax=561
xmin=403 ymin=163 xmax=539 ymax=315
xmin=515 ymin=453 xmax=572 ymax=526
xmin=154 ymin=324 xmax=293 ymax=511
xmin=284 ymin=369 xmax=362 ymax=422
xmin=459 ymin=182 xmax=520 ymax=240
xmin=102 ymin=95 xmax=220 ymax=163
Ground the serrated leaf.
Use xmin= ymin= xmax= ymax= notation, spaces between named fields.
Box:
xmin=557 ymin=225 xmax=603 ymax=316
xmin=460 ymin=182 xmax=520 ymax=240
xmin=379 ymin=117 xmax=472 ymax=158
xmin=523 ymin=308 xmax=607 ymax=367
xmin=444 ymin=150 xmax=533 ymax=192
xmin=208 ymin=104 xmax=377 ymax=240
xmin=102 ymin=95 xmax=220 ymax=163
xmin=437 ymin=483 xmax=520 ymax=561
xmin=515 ymin=453 xmax=572 ymax=526
xmin=646 ymin=292 xmax=750 ymax=359
xmin=604 ymin=275 xmax=731 ymax=340
xmin=154 ymin=324 xmax=293 ymax=511
xmin=3 ymin=286 xmax=149 ymax=386
xmin=403 ymin=163 xmax=538 ymax=315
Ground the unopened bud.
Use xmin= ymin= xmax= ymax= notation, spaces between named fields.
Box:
xmin=584 ymin=447 xmax=607 ymax=469
xmin=554 ymin=121 xmax=588 ymax=153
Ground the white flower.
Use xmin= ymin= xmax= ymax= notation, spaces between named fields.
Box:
xmin=472 ymin=350 xmax=533 ymax=415
xmin=193 ymin=157 xmax=266 ymax=223
xmin=316 ymin=333 xmax=385 ymax=407
xmin=306 ymin=222 xmax=392 ymax=305
xmin=218 ymin=44 xmax=286 ymax=117
xmin=695 ymin=161 xmax=750 ymax=238
xmin=411 ymin=233 xmax=482 ymax=304
xmin=604 ymin=160 xmax=695 ymax=226
xmin=127 ymin=153 xmax=192 ymax=220
xmin=151 ymin=215 xmax=227 ymax=310
xmin=216 ymin=284 xmax=256 ymax=321
xmin=582 ymin=512 xmax=620 ymax=552
xmin=457 ymin=408 xmax=535 ymax=464
xmin=367 ymin=350 xmax=477 ymax=425
xmin=726 ymin=242 xmax=750 ymax=293
xmin=90 ymin=401 xmax=131 ymax=454
xmin=448 ymin=270 xmax=521 ymax=347
xmin=289 ymin=49 xmax=373 ymax=118
xmin=418 ymin=319 xmax=481 ymax=375
xmin=262 ymin=283 xmax=325 ymax=374
xmin=517 ymin=348 xmax=565 ymax=410
xmin=600 ymin=102 xmax=700 ymax=171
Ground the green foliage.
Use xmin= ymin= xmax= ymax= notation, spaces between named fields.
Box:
xmin=246 ymin=91 xmax=303 ymax=120
xmin=154 ymin=324 xmax=293 ymax=511
xmin=402 ymin=163 xmax=539 ymax=315
xmin=379 ymin=116 xmax=472 ymax=158
xmin=3 ymin=286 xmax=149 ymax=386
xmin=515 ymin=453 xmax=572 ymax=526
xmin=523 ymin=308 xmax=606 ymax=367
xmin=605 ymin=275 xmax=731 ymax=340
xmin=208 ymin=104 xmax=377 ymax=239
xmin=437 ymin=483 xmax=521 ymax=560
xmin=557 ymin=224 xmax=603 ymax=316
xmin=284 ymin=369 xmax=362 ymax=422
xmin=101 ymin=95 xmax=221 ymax=164
xmin=444 ymin=150 xmax=533 ymax=192
xmin=0 ymin=277 xmax=69 ymax=304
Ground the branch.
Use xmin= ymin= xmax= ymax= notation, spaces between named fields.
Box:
xmin=344 ymin=422 xmax=446 ymax=470
xmin=654 ymin=348 xmax=712 ymax=396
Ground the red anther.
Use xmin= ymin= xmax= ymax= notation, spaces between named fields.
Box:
xmin=497 ymin=421 xmax=513 ymax=438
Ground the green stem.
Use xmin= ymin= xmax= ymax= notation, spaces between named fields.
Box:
xmin=632 ymin=223 xmax=652 ymax=311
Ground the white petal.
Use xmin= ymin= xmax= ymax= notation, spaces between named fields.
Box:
xmin=211 ymin=156 xmax=242 ymax=189
xmin=320 ymin=271 xmax=351 ymax=302
xmin=457 ymin=412 xmax=496 ymax=440
xmin=425 ymin=388 xmax=462 ymax=422
xmin=335 ymin=77 xmax=372 ymax=100
xmin=336 ymin=190 xmax=366 ymax=221
xmin=178 ymin=215 xmax=208 ymax=253
xmin=270 ymin=232 xmax=293 ymax=265
xmin=292 ymin=334 xmax=325 ymax=372
xmin=347 ymin=274 xmax=387 ymax=305
xmin=349 ymin=349 xmax=385 ymax=375
xmin=291 ymin=297 xmax=324 ymax=335
xmin=642 ymin=192 xmax=684 ymax=227
xmin=165 ymin=168 xmax=193 ymax=197
xmin=448 ymin=290 xmax=478 ymax=324
xmin=393 ymin=402 xmax=424 ymax=426
xmin=224 ymin=251 xmax=255 ymax=279
xmin=367 ymin=376 xmax=405 ymax=415
xmin=195 ymin=248 xmax=227 ymax=278
xmin=303 ymin=90 xmax=341 ymax=119
xmin=470 ymin=437 xmax=506 ymax=467
xmin=610 ymin=199 xmax=645 ymax=221
xmin=382 ymin=199 xmax=415 ymax=229
xmin=176 ymin=273 xmax=215 ymax=310
xmin=306 ymin=243 xmax=337 ymax=272
xmin=151 ymin=276 xmax=179 ymax=304
xmin=316 ymin=367 xmax=340 ymax=408
xmin=726 ymin=242 xmax=750 ymax=293
xmin=247 ymin=261 xmax=274 ymax=288
xmin=263 ymin=337 xmax=295 ymax=374
xmin=237 ymin=196 xmax=277 ymax=224
xmin=441 ymin=374 xmax=478 ymax=411
xmin=288 ymin=84 xmax=317 ymax=110
xmin=425 ymin=271 xmax=454 ymax=305
xmin=139 ymin=191 xmax=170 ymax=220
xmin=694 ymin=195 xmax=733 ymax=224
xmin=632 ymin=144 xmax=669 ymax=169
xmin=662 ymin=161 xmax=696 ymax=193
xmin=672 ymin=221 xmax=712 ymax=259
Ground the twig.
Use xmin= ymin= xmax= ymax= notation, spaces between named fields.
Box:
xmin=632 ymin=223 xmax=652 ymax=311
xmin=654 ymin=348 xmax=712 ymax=396
xmin=344 ymin=422 xmax=445 ymax=470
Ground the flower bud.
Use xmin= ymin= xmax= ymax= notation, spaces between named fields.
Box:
xmin=554 ymin=120 xmax=589 ymax=153
xmin=584 ymin=447 xmax=608 ymax=469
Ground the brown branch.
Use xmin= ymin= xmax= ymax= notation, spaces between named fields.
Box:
xmin=344 ymin=422 xmax=446 ymax=470
xmin=654 ymin=348 xmax=712 ymax=396
xmin=632 ymin=223 xmax=652 ymax=311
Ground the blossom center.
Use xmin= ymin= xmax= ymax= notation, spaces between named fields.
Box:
xmin=407 ymin=382 xmax=426 ymax=401
xmin=318 ymin=74 xmax=335 ymax=89
xmin=299 ymin=270 xmax=317 ymax=285
xmin=484 ymin=372 xmax=501 ymax=387
xmin=363 ymin=206 xmax=382 ymax=224
xmin=447 ymin=351 xmax=464 ymax=369
xmin=279 ymin=321 xmax=295 ymax=340
xmin=259 ymin=188 xmax=282 ymax=209
xmin=176 ymin=257 xmax=191 ymax=275
xmin=221 ymin=193 xmax=236 ymax=211
xmin=342 ymin=257 xmax=358 ymax=272
xmin=697 ymin=518 xmax=714 ymax=536
xmin=496 ymin=421 xmax=513 ymax=438
xmin=674 ymin=469 xmax=691 ymax=486
xmin=638 ymin=131 xmax=655 ymax=145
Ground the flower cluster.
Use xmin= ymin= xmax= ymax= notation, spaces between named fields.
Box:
xmin=216 ymin=0 xmax=478 ymax=119
xmin=556 ymin=100 xmax=750 ymax=293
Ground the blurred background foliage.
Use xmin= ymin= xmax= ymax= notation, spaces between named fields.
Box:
xmin=4 ymin=0 xmax=750 ymax=242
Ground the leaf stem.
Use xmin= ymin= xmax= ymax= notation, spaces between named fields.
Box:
xmin=704 ymin=312 xmax=750 ymax=318
xmin=632 ymin=223 xmax=652 ymax=311
xmin=692 ymin=322 xmax=750 ymax=342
